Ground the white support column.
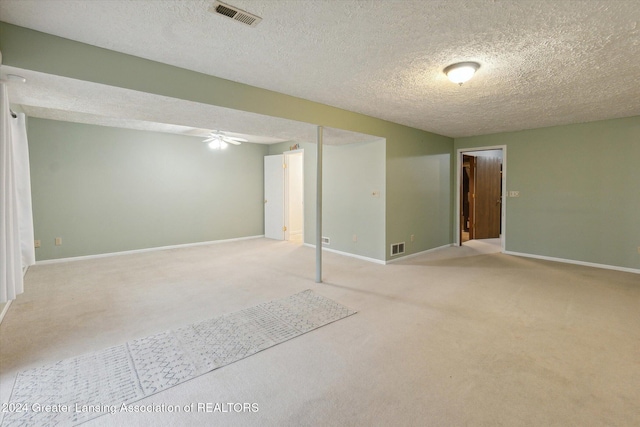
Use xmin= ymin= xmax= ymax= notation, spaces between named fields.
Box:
xmin=316 ymin=126 xmax=323 ymax=283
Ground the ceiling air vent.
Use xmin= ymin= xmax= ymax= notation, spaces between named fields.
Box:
xmin=210 ymin=1 xmax=262 ymax=27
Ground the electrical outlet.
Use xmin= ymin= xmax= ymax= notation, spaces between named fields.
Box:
xmin=34 ymin=240 xmax=41 ymax=248
xmin=55 ymin=237 xmax=62 ymax=246
xmin=509 ymin=191 xmax=520 ymax=197
xmin=371 ymin=190 xmax=380 ymax=197
xmin=353 ymin=234 xmax=358 ymax=242
xmin=411 ymin=234 xmax=415 ymax=242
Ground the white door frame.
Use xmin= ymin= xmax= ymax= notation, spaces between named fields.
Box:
xmin=455 ymin=145 xmax=507 ymax=251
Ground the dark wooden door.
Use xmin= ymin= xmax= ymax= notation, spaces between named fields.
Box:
xmin=467 ymin=156 xmax=475 ymax=239
xmin=474 ymin=156 xmax=502 ymax=239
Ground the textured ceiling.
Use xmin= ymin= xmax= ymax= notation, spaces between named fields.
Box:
xmin=1 ymin=66 xmax=376 ymax=145
xmin=1 ymin=0 xmax=639 ymax=138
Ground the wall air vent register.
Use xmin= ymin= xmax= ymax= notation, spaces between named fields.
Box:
xmin=390 ymin=242 xmax=405 ymax=256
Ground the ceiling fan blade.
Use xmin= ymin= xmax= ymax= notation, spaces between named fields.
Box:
xmin=223 ymin=136 xmax=248 ymax=143
xmin=204 ymin=132 xmax=247 ymax=146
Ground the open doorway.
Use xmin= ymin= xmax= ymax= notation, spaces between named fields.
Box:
xmin=456 ymin=147 xmax=506 ymax=250
xmin=264 ymin=150 xmax=304 ymax=242
xmin=284 ymin=151 xmax=304 ymax=242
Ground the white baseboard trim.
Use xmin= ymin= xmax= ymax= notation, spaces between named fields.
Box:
xmin=0 ymin=299 xmax=12 ymax=325
xmin=385 ymin=244 xmax=454 ymax=264
xmin=303 ymin=243 xmax=386 ymax=265
xmin=0 ymin=266 xmax=30 ymax=325
xmin=504 ymin=250 xmax=640 ymax=275
xmin=36 ymin=235 xmax=265 ymax=265
xmin=303 ymin=243 xmax=455 ymax=265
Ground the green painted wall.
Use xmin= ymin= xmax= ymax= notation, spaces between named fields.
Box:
xmin=270 ymin=139 xmax=387 ymax=261
xmin=324 ymin=140 xmax=386 ymax=260
xmin=1 ymin=22 xmax=455 ymax=263
xmin=4 ymin=23 xmax=633 ymax=270
xmin=29 ymin=119 xmax=268 ymax=260
xmin=455 ymin=116 xmax=640 ymax=270
xmin=386 ymin=130 xmax=453 ymax=259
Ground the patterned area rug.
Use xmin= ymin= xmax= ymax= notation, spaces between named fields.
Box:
xmin=2 ymin=290 xmax=356 ymax=426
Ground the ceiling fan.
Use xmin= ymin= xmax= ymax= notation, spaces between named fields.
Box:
xmin=204 ymin=131 xmax=248 ymax=150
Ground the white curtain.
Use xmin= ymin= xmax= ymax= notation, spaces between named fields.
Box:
xmin=1 ymin=83 xmax=35 ymax=303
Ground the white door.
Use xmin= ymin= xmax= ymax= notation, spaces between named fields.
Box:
xmin=264 ymin=155 xmax=284 ymax=240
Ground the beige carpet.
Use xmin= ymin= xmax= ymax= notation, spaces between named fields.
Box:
xmin=1 ymin=238 xmax=639 ymax=426
xmin=3 ymin=289 xmax=355 ymax=426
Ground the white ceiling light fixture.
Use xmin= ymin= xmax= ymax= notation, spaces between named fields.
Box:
xmin=204 ymin=131 xmax=247 ymax=150
xmin=444 ymin=62 xmax=480 ymax=86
